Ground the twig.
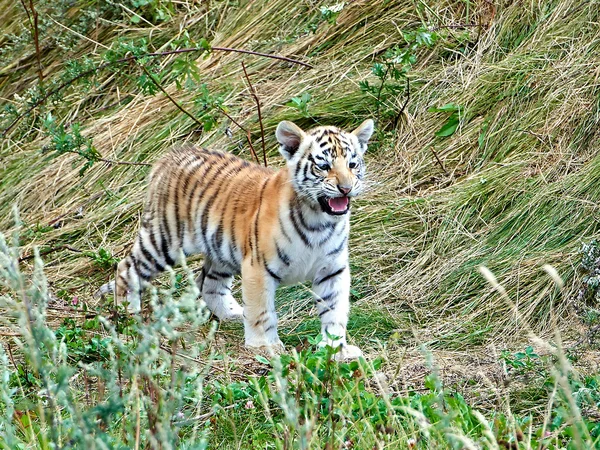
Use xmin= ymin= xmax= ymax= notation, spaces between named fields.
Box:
xmin=19 ymin=244 xmax=83 ymax=262
xmin=375 ymin=66 xmax=390 ymax=123
xmin=432 ymin=23 xmax=479 ymax=31
xmin=140 ymin=64 xmax=205 ymax=130
xmin=2 ymin=46 xmax=311 ymax=137
xmin=19 ymin=0 xmax=43 ymax=83
xmin=430 ymin=147 xmax=449 ymax=176
xmin=217 ymin=106 xmax=260 ymax=165
xmin=241 ymin=62 xmax=267 ymax=167
xmin=394 ymin=77 xmax=410 ymax=128
xmin=98 ymin=157 xmax=152 ymax=167
xmin=0 ymin=331 xmax=21 ymax=337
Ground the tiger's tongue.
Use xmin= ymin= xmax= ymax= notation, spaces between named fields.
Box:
xmin=328 ymin=197 xmax=349 ymax=212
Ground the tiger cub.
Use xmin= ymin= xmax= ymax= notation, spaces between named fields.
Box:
xmin=100 ymin=119 xmax=374 ymax=360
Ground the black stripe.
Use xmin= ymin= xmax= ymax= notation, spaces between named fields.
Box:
xmin=327 ymin=236 xmax=347 ymax=256
xmin=187 ymin=159 xmax=230 ymax=244
xmin=159 ymin=221 xmax=176 ymax=267
xmin=278 ymin=216 xmax=292 ymax=242
xmin=206 ymin=270 xmax=232 ymax=280
xmin=264 ymin=324 xmax=276 ymax=333
xmin=296 ymin=207 xmax=334 ymax=233
xmin=253 ymin=180 xmax=268 ymax=264
xmin=316 ymin=291 xmax=336 ymax=303
xmin=275 ymin=242 xmax=290 ymax=266
xmin=204 ymin=290 xmax=229 ymax=296
xmin=301 ymin=163 xmax=310 ymax=182
xmin=315 ymin=266 xmax=346 ymax=285
xmin=317 ymin=225 xmax=336 ymax=246
xmin=289 ymin=207 xmax=311 ymax=247
xmin=198 ymin=161 xmax=242 ymax=259
xmin=198 ymin=266 xmax=207 ymax=291
xmin=135 ymin=252 xmax=156 ymax=277
xmin=253 ymin=316 xmax=268 ymax=328
xmin=147 ymin=225 xmax=166 ymax=270
xmin=264 ymin=262 xmax=282 ymax=282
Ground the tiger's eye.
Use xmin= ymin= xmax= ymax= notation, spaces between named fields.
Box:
xmin=349 ymin=162 xmax=357 ymax=169
xmin=317 ymin=163 xmax=330 ymax=171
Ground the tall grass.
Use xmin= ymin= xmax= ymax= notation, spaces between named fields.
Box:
xmin=1 ymin=229 xmax=599 ymax=448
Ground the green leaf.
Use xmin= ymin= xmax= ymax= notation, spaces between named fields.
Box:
xmin=255 ymin=355 xmax=270 ymax=365
xmin=435 ymin=116 xmax=459 ymax=137
xmin=428 ymin=102 xmax=461 ymax=113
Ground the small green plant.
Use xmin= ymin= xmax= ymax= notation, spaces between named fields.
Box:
xmin=360 ymin=26 xmax=439 ymax=126
xmin=428 ymin=102 xmax=463 ymax=137
xmin=85 ymin=247 xmax=119 ymax=270
xmin=305 ymin=3 xmax=345 ymax=33
xmin=41 ymin=113 xmax=101 ymax=175
xmin=286 ymin=92 xmax=312 ymax=117
xmin=501 ymin=345 xmax=544 ymax=375
xmin=579 ymin=240 xmax=600 ymax=302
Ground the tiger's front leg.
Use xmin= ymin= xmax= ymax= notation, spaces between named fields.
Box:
xmin=312 ymin=262 xmax=363 ymax=361
xmin=241 ymin=258 xmax=283 ymax=352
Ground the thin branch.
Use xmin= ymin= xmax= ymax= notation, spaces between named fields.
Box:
xmin=394 ymin=77 xmax=410 ymax=128
xmin=430 ymin=147 xmax=449 ymax=176
xmin=139 ymin=64 xmax=205 ymax=130
xmin=375 ymin=66 xmax=390 ymax=123
xmin=19 ymin=0 xmax=43 ymax=83
xmin=2 ymin=46 xmax=311 ymax=137
xmin=98 ymin=157 xmax=152 ymax=167
xmin=19 ymin=244 xmax=83 ymax=262
xmin=432 ymin=23 xmax=479 ymax=31
xmin=212 ymin=47 xmax=312 ymax=68
xmin=241 ymin=61 xmax=267 ymax=167
xmin=217 ymin=106 xmax=260 ymax=165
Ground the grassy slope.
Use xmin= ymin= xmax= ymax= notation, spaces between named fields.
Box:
xmin=1 ymin=0 xmax=600 ymax=420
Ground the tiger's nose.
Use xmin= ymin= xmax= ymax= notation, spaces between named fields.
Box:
xmin=337 ymin=185 xmax=352 ymax=195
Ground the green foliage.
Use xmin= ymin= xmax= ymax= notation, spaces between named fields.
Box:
xmin=501 ymin=345 xmax=544 ymax=375
xmin=85 ymin=248 xmax=119 ymax=270
xmin=286 ymin=92 xmax=312 ymax=117
xmin=0 ymin=230 xmax=212 ymax=448
xmin=129 ymin=0 xmax=175 ymax=24
xmin=193 ymin=84 xmax=225 ymax=132
xmin=305 ymin=3 xmax=346 ymax=33
xmin=41 ymin=113 xmax=101 ymax=176
xmin=427 ymin=103 xmax=463 ymax=138
xmin=360 ymin=26 xmax=439 ymax=125
xmin=579 ymin=240 xmax=600 ymax=302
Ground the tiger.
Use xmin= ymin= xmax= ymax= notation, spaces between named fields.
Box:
xmin=96 ymin=119 xmax=374 ymax=360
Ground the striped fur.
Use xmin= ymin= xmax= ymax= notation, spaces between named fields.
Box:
xmin=98 ymin=119 xmax=374 ymax=360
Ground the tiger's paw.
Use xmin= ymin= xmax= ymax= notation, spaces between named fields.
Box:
xmin=206 ymin=296 xmax=244 ymax=322
xmin=333 ymin=344 xmax=363 ymax=361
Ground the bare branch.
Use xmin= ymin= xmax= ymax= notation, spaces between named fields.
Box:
xmin=139 ymin=64 xmax=205 ymax=130
xmin=19 ymin=244 xmax=83 ymax=262
xmin=393 ymin=77 xmax=410 ymax=128
xmin=241 ymin=61 xmax=267 ymax=167
xmin=217 ymin=106 xmax=260 ymax=165
xmin=2 ymin=46 xmax=312 ymax=137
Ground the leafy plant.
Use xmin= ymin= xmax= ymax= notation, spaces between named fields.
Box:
xmin=86 ymin=247 xmax=119 ymax=270
xmin=427 ymin=102 xmax=463 ymax=137
xmin=41 ymin=113 xmax=101 ymax=175
xmin=360 ymin=26 xmax=439 ymax=125
xmin=286 ymin=92 xmax=312 ymax=117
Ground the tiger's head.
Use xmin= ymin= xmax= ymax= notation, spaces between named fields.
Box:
xmin=275 ymin=119 xmax=374 ymax=216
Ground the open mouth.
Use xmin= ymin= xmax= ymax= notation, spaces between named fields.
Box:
xmin=318 ymin=196 xmax=351 ymax=215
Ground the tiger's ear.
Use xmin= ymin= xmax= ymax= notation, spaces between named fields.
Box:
xmin=352 ymin=119 xmax=375 ymax=148
xmin=276 ymin=121 xmax=305 ymax=160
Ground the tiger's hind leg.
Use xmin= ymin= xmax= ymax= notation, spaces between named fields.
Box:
xmin=114 ymin=236 xmax=166 ymax=312
xmin=196 ymin=258 xmax=243 ymax=321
